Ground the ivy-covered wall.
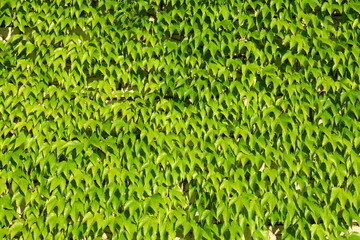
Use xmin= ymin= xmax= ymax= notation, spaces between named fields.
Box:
xmin=1 ymin=0 xmax=360 ymax=239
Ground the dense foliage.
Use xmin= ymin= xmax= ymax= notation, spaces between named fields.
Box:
xmin=1 ymin=0 xmax=360 ymax=239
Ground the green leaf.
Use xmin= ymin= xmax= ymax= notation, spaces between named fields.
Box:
xmin=15 ymin=132 xmax=27 ymax=149
xmin=10 ymin=221 xmax=23 ymax=238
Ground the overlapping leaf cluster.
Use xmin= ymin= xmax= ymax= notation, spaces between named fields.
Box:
xmin=1 ymin=0 xmax=360 ymax=239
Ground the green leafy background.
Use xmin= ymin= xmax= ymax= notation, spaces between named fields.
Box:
xmin=0 ymin=0 xmax=360 ymax=239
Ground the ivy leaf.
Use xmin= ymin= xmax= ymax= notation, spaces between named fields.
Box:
xmin=9 ymin=221 xmax=23 ymax=238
